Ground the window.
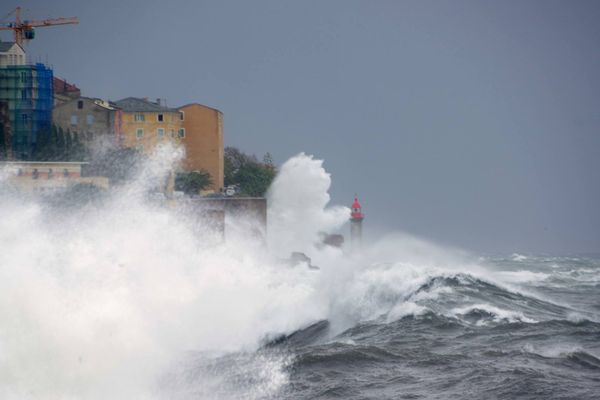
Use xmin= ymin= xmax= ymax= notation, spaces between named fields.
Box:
xmin=178 ymin=128 xmax=185 ymax=138
xmin=179 ymin=111 xmax=184 ymax=121
xmin=63 ymin=169 xmax=69 ymax=178
xmin=17 ymin=168 xmax=23 ymax=176
xmin=70 ymin=115 xmax=78 ymax=126
xmin=157 ymin=128 xmax=165 ymax=138
xmin=21 ymin=89 xmax=27 ymax=99
xmin=170 ymin=129 xmax=175 ymax=138
xmin=157 ymin=114 xmax=164 ymax=122
xmin=21 ymin=114 xmax=28 ymax=124
xmin=77 ymin=100 xmax=83 ymax=109
xmin=32 ymin=169 xmax=39 ymax=179
xmin=134 ymin=113 xmax=145 ymax=122
xmin=86 ymin=115 xmax=94 ymax=125
xmin=136 ymin=128 xmax=144 ymax=138
xmin=48 ymin=168 xmax=53 ymax=180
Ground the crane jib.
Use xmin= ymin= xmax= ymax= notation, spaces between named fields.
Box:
xmin=0 ymin=7 xmax=78 ymax=47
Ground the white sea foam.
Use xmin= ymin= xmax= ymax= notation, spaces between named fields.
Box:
xmin=386 ymin=302 xmax=428 ymax=323
xmin=267 ymin=152 xmax=349 ymax=256
xmin=522 ymin=343 xmax=599 ymax=359
xmin=451 ymin=304 xmax=537 ymax=325
xmin=0 ymin=149 xmax=371 ymax=399
xmin=0 ymin=148 xmax=573 ymax=399
xmin=496 ymin=270 xmax=550 ymax=283
xmin=159 ymin=352 xmax=292 ymax=400
xmin=511 ymin=253 xmax=528 ymax=261
xmin=0 ymin=147 xmax=324 ymax=399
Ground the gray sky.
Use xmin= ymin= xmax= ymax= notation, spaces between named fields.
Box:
xmin=6 ymin=0 xmax=600 ymax=254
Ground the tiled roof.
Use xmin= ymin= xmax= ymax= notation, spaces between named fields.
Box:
xmin=53 ymin=76 xmax=80 ymax=93
xmin=113 ymin=97 xmax=178 ymax=113
xmin=0 ymin=41 xmax=17 ymax=52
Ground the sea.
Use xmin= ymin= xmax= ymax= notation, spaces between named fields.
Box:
xmin=158 ymin=254 xmax=600 ymax=400
xmin=0 ymin=150 xmax=598 ymax=399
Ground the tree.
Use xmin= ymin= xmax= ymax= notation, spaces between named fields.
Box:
xmin=33 ymin=124 xmax=86 ymax=162
xmin=175 ymin=170 xmax=213 ymax=195
xmin=70 ymin=132 xmax=87 ymax=161
xmin=263 ymin=152 xmax=274 ymax=168
xmin=224 ymin=146 xmax=258 ymax=186
xmin=33 ymin=125 xmax=51 ymax=161
xmin=224 ymin=146 xmax=277 ymax=197
xmin=234 ymin=161 xmax=276 ymax=197
xmin=65 ymin=129 xmax=73 ymax=160
xmin=55 ymin=127 xmax=66 ymax=161
xmin=0 ymin=122 xmax=6 ymax=160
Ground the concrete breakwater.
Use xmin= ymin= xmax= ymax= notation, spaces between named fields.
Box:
xmin=170 ymin=197 xmax=267 ymax=245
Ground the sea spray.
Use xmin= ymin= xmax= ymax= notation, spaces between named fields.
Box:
xmin=0 ymin=150 xmax=478 ymax=398
xmin=2 ymin=148 xmax=597 ymax=398
xmin=0 ymin=149 xmax=351 ymax=399
xmin=267 ymin=153 xmax=349 ymax=257
xmin=0 ymin=150 xmax=320 ymax=397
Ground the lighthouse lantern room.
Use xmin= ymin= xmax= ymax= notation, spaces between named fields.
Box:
xmin=350 ymin=196 xmax=364 ymax=249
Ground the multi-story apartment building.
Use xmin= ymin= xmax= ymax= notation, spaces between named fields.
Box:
xmin=113 ymin=97 xmax=183 ymax=155
xmin=52 ymin=96 xmax=225 ymax=193
xmin=53 ymin=96 xmax=120 ymax=150
xmin=178 ymin=103 xmax=224 ymax=191
xmin=0 ymin=41 xmax=53 ymax=160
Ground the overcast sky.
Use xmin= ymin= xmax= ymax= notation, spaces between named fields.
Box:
xmin=5 ymin=0 xmax=600 ymax=254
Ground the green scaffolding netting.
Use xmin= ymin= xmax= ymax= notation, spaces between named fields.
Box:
xmin=0 ymin=63 xmax=53 ymax=159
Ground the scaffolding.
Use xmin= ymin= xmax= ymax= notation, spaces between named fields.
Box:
xmin=0 ymin=63 xmax=53 ymax=159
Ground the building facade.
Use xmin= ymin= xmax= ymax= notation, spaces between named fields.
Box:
xmin=53 ymin=96 xmax=226 ymax=193
xmin=1 ymin=161 xmax=109 ymax=193
xmin=0 ymin=62 xmax=53 ymax=160
xmin=113 ymin=97 xmax=182 ymax=155
xmin=0 ymin=42 xmax=26 ymax=67
xmin=53 ymin=76 xmax=80 ymax=106
xmin=178 ymin=103 xmax=224 ymax=191
xmin=0 ymin=100 xmax=10 ymax=159
xmin=53 ymin=96 xmax=120 ymax=150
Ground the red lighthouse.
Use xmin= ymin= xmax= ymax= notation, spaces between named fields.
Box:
xmin=350 ymin=196 xmax=364 ymax=249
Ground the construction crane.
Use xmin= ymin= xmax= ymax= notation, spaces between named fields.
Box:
xmin=0 ymin=7 xmax=78 ymax=47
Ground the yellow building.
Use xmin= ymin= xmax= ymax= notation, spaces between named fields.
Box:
xmin=113 ymin=97 xmax=183 ymax=155
xmin=111 ymin=97 xmax=225 ymax=193
xmin=178 ymin=103 xmax=224 ymax=191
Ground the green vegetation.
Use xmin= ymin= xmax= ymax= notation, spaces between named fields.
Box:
xmin=224 ymin=147 xmax=276 ymax=197
xmin=175 ymin=170 xmax=213 ymax=195
xmin=0 ymin=118 xmax=7 ymax=160
xmin=34 ymin=124 xmax=87 ymax=161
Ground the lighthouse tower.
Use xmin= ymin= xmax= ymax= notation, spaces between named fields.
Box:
xmin=350 ymin=196 xmax=364 ymax=249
